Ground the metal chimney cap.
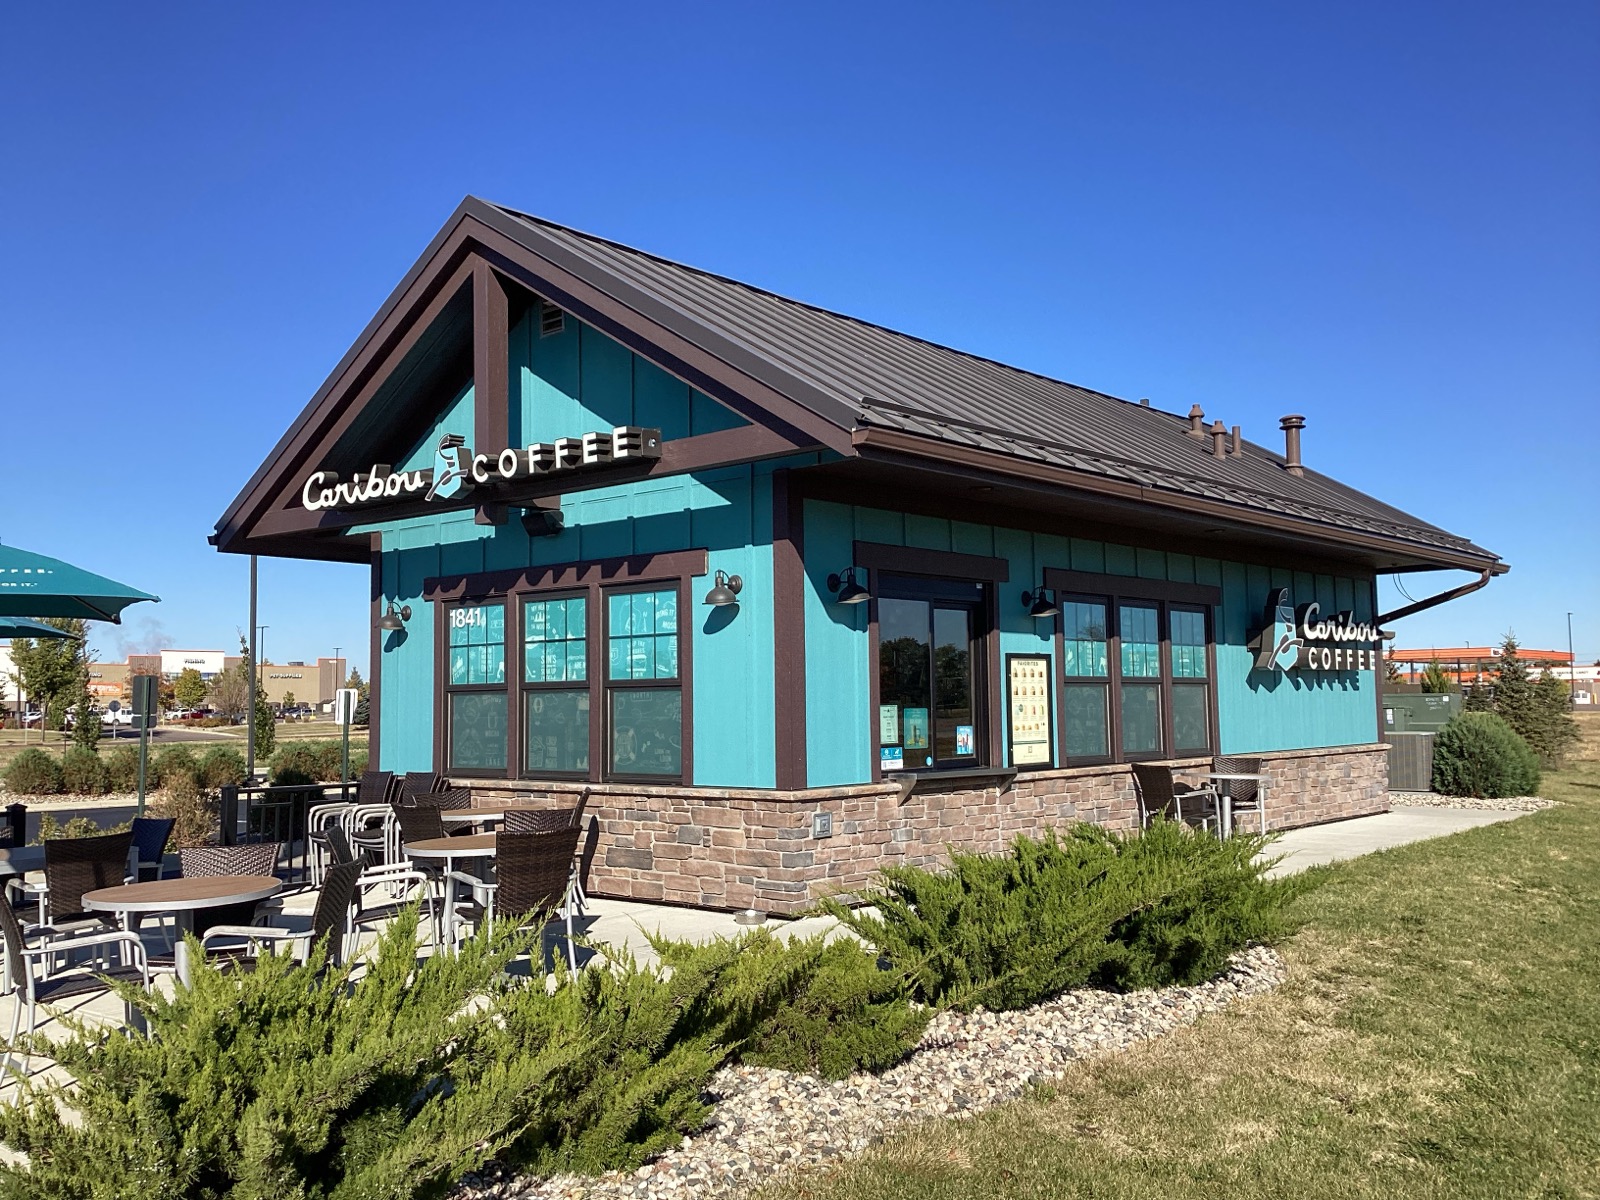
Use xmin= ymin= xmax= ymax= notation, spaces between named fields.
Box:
xmin=1279 ymin=414 xmax=1307 ymax=430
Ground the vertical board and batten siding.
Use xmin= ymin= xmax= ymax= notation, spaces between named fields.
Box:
xmin=802 ymin=500 xmax=1379 ymax=787
xmin=360 ymin=313 xmax=789 ymax=787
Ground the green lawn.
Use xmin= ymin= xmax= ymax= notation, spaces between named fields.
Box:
xmin=762 ymin=715 xmax=1600 ymax=1200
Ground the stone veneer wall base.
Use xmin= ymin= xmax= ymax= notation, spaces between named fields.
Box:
xmin=465 ymin=743 xmax=1389 ymax=916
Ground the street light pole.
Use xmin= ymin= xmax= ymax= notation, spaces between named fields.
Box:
xmin=1568 ymin=612 xmax=1577 ymax=708
xmin=247 ymin=556 xmax=257 ymax=782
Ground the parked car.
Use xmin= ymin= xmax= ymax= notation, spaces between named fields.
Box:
xmin=103 ymin=707 xmax=134 ymax=727
xmin=165 ymin=707 xmax=195 ymax=721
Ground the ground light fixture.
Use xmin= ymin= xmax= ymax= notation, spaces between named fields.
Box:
xmin=377 ymin=603 xmax=412 ymax=632
xmin=703 ymin=570 xmax=743 ymax=606
xmin=1020 ymin=586 xmax=1060 ymax=619
xmin=827 ymin=567 xmax=870 ymax=605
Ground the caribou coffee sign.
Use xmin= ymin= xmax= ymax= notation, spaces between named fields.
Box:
xmin=301 ymin=427 xmax=662 ymax=512
xmin=1250 ymin=588 xmax=1386 ymax=675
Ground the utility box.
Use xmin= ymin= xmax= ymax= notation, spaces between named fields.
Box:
xmin=1383 ymin=692 xmax=1461 ymax=734
xmin=1388 ymin=731 xmax=1436 ymax=792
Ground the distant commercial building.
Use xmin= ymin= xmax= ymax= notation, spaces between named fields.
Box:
xmin=260 ymin=657 xmax=347 ymax=709
xmin=1389 ymin=646 xmax=1574 ymax=688
xmin=161 ymin=649 xmax=229 ymax=679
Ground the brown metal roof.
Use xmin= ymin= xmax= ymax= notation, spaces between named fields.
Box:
xmin=486 ymin=202 xmax=1499 ymax=569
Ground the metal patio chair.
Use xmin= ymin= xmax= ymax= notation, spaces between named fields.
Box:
xmin=128 ymin=817 xmax=175 ymax=882
xmin=444 ymin=825 xmax=581 ymax=967
xmin=1130 ymin=763 xmax=1220 ymax=832
xmin=200 ymin=856 xmax=366 ymax=970
xmin=26 ymin=832 xmax=135 ymax=938
xmin=324 ymin=825 xmax=440 ymax=947
xmin=1211 ymin=755 xmax=1269 ymax=835
xmin=0 ymin=890 xmax=148 ymax=1074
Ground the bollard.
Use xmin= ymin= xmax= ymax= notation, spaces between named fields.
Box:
xmin=5 ymin=802 xmax=26 ymax=847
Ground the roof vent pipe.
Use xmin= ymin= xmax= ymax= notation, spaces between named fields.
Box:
xmin=1209 ymin=419 xmax=1228 ymax=459
xmin=1230 ymin=425 xmax=1243 ymax=457
xmin=1187 ymin=404 xmax=1206 ymax=437
xmin=1279 ymin=414 xmax=1306 ymax=475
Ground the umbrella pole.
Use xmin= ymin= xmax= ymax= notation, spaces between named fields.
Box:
xmin=247 ymin=555 xmax=257 ymax=783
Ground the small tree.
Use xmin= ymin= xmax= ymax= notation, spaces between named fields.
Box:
xmin=1383 ymin=650 xmax=1403 ymax=684
xmin=69 ymin=671 xmax=101 ymax=749
xmin=1419 ymin=661 xmax=1457 ymax=694
xmin=1528 ymin=669 xmax=1579 ymax=766
xmin=345 ymin=667 xmax=368 ymax=699
xmin=206 ymin=666 xmax=251 ymax=721
xmin=281 ymin=690 xmax=296 ymax=711
xmin=1489 ymin=633 xmax=1537 ymax=740
xmin=173 ymin=667 xmax=207 ymax=710
xmin=7 ymin=618 xmax=85 ymax=732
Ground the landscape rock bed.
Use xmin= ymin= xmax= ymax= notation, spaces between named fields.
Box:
xmin=1390 ymin=792 xmax=1553 ymax=812
xmin=460 ymin=945 xmax=1287 ymax=1200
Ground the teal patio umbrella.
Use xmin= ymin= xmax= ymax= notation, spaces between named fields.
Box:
xmin=0 ymin=541 xmax=158 ymax=623
xmin=0 ymin=615 xmax=80 ymax=640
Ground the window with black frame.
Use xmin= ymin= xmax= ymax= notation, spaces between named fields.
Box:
xmin=605 ymin=587 xmax=683 ymax=780
xmin=521 ymin=594 xmax=590 ymax=775
xmin=1057 ymin=591 xmax=1215 ymax=764
xmin=875 ymin=576 xmax=986 ymax=773
xmin=445 ymin=600 xmax=508 ymax=772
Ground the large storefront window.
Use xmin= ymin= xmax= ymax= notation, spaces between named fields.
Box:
xmin=522 ymin=595 xmax=589 ymax=775
xmin=876 ymin=577 xmax=987 ymax=772
xmin=446 ymin=601 xmax=507 ymax=771
xmin=1057 ymin=591 xmax=1214 ymax=764
xmin=606 ymin=588 xmax=683 ymax=779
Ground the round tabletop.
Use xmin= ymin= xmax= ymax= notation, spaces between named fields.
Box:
xmin=440 ymin=810 xmax=506 ymax=825
xmin=0 ymin=846 xmax=45 ymax=878
xmin=406 ymin=833 xmax=497 ymax=859
xmin=83 ymin=874 xmax=283 ymax=914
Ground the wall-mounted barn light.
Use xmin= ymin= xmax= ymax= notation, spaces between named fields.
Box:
xmin=826 ymin=567 xmax=870 ymax=605
xmin=703 ymin=570 xmax=744 ymax=607
xmin=1020 ymin=586 xmax=1059 ymax=619
xmin=377 ymin=603 xmax=412 ymax=632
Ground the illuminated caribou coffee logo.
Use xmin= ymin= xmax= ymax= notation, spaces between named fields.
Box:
xmin=1250 ymin=588 xmax=1386 ymax=675
xmin=300 ymin=427 xmax=662 ymax=512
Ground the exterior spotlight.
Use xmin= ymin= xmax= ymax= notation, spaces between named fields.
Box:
xmin=377 ymin=603 xmax=412 ymax=632
xmin=703 ymin=569 xmax=743 ymax=606
xmin=827 ymin=567 xmax=870 ymax=605
xmin=1020 ymin=587 xmax=1059 ymax=619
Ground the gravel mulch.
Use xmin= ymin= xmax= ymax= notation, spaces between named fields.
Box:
xmin=455 ymin=945 xmax=1287 ymax=1200
xmin=1390 ymin=792 xmax=1553 ymax=812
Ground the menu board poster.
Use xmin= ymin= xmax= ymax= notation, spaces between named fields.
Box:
xmin=1006 ymin=653 xmax=1054 ymax=768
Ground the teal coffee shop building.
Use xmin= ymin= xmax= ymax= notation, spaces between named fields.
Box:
xmin=214 ymin=198 xmax=1505 ymax=914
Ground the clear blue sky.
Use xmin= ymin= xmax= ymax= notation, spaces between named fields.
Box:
xmin=2 ymin=1 xmax=1595 ymax=673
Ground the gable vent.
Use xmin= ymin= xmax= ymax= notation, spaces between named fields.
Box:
xmin=539 ymin=302 xmax=565 ymax=338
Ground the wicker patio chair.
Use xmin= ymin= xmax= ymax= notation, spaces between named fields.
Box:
xmin=399 ymin=772 xmax=448 ymax=802
xmin=201 ymin=856 xmax=366 ymax=969
xmin=129 ymin=817 xmax=175 ymax=882
xmin=445 ymin=826 xmax=581 ymax=967
xmin=1 ymin=889 xmax=148 ymax=1073
xmin=392 ymin=802 xmax=447 ymax=846
xmin=1211 ymin=755 xmax=1269 ymax=834
xmin=1130 ymin=763 xmax=1219 ymax=832
xmin=175 ymin=842 xmax=283 ymax=936
xmin=30 ymin=832 xmax=135 ymax=935
xmin=412 ymin=788 xmax=473 ymax=811
xmin=500 ymin=807 xmax=575 ymax=834
xmin=325 ymin=826 xmax=440 ymax=946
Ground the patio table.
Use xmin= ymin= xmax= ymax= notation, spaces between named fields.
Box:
xmin=0 ymin=845 xmax=45 ymax=880
xmin=439 ymin=810 xmax=506 ymax=830
xmin=407 ymin=834 xmax=498 ymax=952
xmin=1204 ymin=772 xmax=1271 ymax=838
xmin=83 ymin=875 xmax=284 ymax=983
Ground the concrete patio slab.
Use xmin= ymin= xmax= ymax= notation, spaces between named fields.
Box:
xmin=1264 ymin=804 xmax=1526 ymax=877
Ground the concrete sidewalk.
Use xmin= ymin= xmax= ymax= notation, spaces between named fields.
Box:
xmin=1263 ymin=804 xmax=1526 ymax=877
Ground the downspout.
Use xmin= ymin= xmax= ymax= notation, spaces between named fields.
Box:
xmin=1376 ymin=569 xmax=1493 ymax=626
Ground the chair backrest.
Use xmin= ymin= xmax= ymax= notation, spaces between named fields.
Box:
xmin=44 ymin=831 xmax=134 ymax=921
xmin=391 ymin=803 xmax=445 ymax=845
xmin=324 ymin=825 xmax=355 ymax=866
xmin=412 ymin=788 xmax=472 ymax=811
xmin=310 ymin=856 xmax=365 ymax=965
xmin=399 ymin=771 xmax=447 ymax=802
xmin=355 ymin=771 xmax=398 ymax=807
xmin=569 ymin=786 xmax=591 ymax=830
xmin=1212 ymin=756 xmax=1263 ymax=805
xmin=179 ymin=841 xmax=282 ymax=878
xmin=129 ymin=817 xmax=175 ymax=865
xmin=1129 ymin=763 xmax=1179 ymax=823
xmin=494 ymin=826 xmax=581 ymax=922
xmin=501 ymin=806 xmax=575 ymax=834
xmin=0 ymin=891 xmax=30 ymax=993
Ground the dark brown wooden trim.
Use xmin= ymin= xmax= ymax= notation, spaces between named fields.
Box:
xmin=853 ymin=428 xmax=1502 ymax=576
xmin=472 ymin=261 xmax=510 ymax=465
xmin=368 ymin=532 xmax=382 ymax=769
xmin=431 ymin=595 xmax=447 ymax=774
xmin=422 ymin=549 xmax=708 ymax=603
xmin=239 ymin=423 xmax=810 ymax=546
xmin=853 ymin=540 xmax=1010 ymax=583
xmin=1044 ymin=569 xmax=1221 ymax=608
xmin=771 ymin=470 xmax=808 ymax=790
xmin=984 ymin=578 xmax=1003 ymax=769
xmin=1371 ymin=577 xmax=1386 ymax=744
xmin=798 ymin=472 xmax=1388 ymax=582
